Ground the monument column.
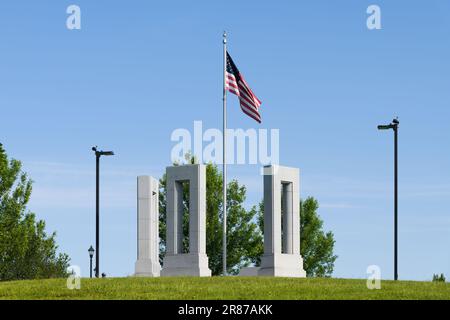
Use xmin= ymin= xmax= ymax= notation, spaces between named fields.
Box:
xmin=135 ymin=176 xmax=161 ymax=277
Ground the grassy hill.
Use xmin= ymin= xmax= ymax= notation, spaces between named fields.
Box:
xmin=0 ymin=277 xmax=449 ymax=300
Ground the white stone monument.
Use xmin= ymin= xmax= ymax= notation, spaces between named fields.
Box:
xmin=161 ymin=164 xmax=211 ymax=277
xmin=259 ymin=165 xmax=306 ymax=277
xmin=135 ymin=176 xmax=161 ymax=277
xmin=240 ymin=165 xmax=306 ymax=277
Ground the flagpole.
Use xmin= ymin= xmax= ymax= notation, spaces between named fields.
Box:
xmin=222 ymin=31 xmax=228 ymax=276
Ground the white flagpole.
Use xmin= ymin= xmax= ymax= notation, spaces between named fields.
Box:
xmin=222 ymin=31 xmax=228 ymax=276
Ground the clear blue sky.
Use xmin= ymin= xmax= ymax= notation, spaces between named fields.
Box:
xmin=1 ymin=0 xmax=449 ymax=280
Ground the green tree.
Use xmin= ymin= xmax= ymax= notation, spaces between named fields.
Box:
xmin=0 ymin=143 xmax=70 ymax=281
xmin=159 ymin=159 xmax=263 ymax=275
xmin=300 ymin=197 xmax=337 ymax=277
xmin=432 ymin=274 xmax=446 ymax=283
xmin=257 ymin=197 xmax=337 ymax=277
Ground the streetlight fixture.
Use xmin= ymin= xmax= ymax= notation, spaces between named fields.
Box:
xmin=88 ymin=246 xmax=95 ymax=278
xmin=92 ymin=146 xmax=115 ymax=278
xmin=377 ymin=118 xmax=399 ymax=281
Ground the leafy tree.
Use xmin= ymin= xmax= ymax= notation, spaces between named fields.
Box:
xmin=257 ymin=197 xmax=337 ymax=277
xmin=159 ymin=158 xmax=263 ymax=275
xmin=432 ymin=274 xmax=446 ymax=283
xmin=300 ymin=197 xmax=337 ymax=277
xmin=0 ymin=143 xmax=70 ymax=281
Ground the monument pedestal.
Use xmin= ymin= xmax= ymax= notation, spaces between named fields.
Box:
xmin=258 ymin=254 xmax=306 ymax=278
xmin=162 ymin=254 xmax=211 ymax=277
xmin=135 ymin=259 xmax=161 ymax=277
xmin=238 ymin=267 xmax=261 ymax=277
xmin=239 ymin=254 xmax=306 ymax=278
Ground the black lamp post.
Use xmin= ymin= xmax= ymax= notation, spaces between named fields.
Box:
xmin=88 ymin=245 xmax=95 ymax=278
xmin=377 ymin=118 xmax=399 ymax=281
xmin=92 ymin=146 xmax=114 ymax=278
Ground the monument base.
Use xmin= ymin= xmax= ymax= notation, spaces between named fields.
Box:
xmin=238 ymin=267 xmax=261 ymax=277
xmin=259 ymin=253 xmax=306 ymax=278
xmin=161 ymin=254 xmax=211 ymax=277
xmin=134 ymin=259 xmax=161 ymax=277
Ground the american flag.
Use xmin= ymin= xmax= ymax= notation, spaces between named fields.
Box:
xmin=225 ymin=52 xmax=262 ymax=123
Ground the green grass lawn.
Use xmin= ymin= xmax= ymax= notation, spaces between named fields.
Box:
xmin=0 ymin=277 xmax=449 ymax=300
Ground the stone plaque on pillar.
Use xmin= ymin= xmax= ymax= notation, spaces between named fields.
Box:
xmin=161 ymin=164 xmax=211 ymax=277
xmin=135 ymin=176 xmax=161 ymax=277
xmin=259 ymin=165 xmax=306 ymax=278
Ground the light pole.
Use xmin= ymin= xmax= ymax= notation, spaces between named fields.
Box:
xmin=88 ymin=246 xmax=94 ymax=278
xmin=377 ymin=118 xmax=399 ymax=281
xmin=92 ymin=146 xmax=114 ymax=278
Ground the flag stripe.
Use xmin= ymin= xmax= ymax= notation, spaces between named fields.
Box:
xmin=240 ymin=104 xmax=261 ymax=123
xmin=240 ymin=101 xmax=260 ymax=118
xmin=225 ymin=52 xmax=262 ymax=123
xmin=239 ymin=94 xmax=259 ymax=115
xmin=240 ymin=78 xmax=261 ymax=106
xmin=238 ymin=82 xmax=260 ymax=108
xmin=239 ymin=96 xmax=260 ymax=118
xmin=226 ymin=74 xmax=261 ymax=110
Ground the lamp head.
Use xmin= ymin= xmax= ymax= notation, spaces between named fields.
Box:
xmin=93 ymin=146 xmax=115 ymax=157
xmin=88 ymin=245 xmax=95 ymax=258
xmin=100 ymin=151 xmax=114 ymax=156
xmin=377 ymin=124 xmax=394 ymax=130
